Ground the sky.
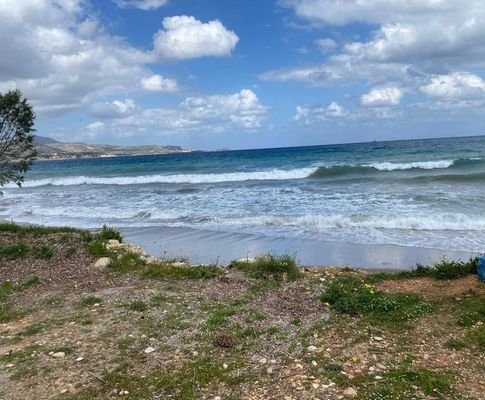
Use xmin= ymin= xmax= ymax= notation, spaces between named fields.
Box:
xmin=1 ymin=0 xmax=485 ymax=150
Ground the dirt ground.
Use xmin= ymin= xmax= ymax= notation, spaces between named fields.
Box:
xmin=1 ymin=230 xmax=484 ymax=400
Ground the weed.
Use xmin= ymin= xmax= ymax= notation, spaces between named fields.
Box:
xmin=129 ymin=301 xmax=148 ymax=312
xmin=321 ymin=276 xmax=432 ymax=328
xmin=81 ymin=296 xmax=102 ymax=307
xmin=142 ymin=262 xmax=221 ymax=280
xmin=0 ymin=223 xmax=82 ymax=235
xmin=233 ymin=254 xmax=301 ymax=281
xmin=444 ymin=338 xmax=466 ymax=350
xmin=96 ymin=225 xmax=123 ymax=242
xmin=0 ymin=244 xmax=28 ymax=260
xmin=109 ymin=253 xmax=145 ymax=273
xmin=87 ymin=240 xmax=110 ymax=257
xmin=32 ymin=245 xmax=54 ymax=259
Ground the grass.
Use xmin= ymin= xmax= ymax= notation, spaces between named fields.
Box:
xmin=321 ymin=276 xmax=432 ymax=328
xmin=444 ymin=338 xmax=467 ymax=350
xmin=32 ymin=245 xmax=54 ymax=259
xmin=0 ymin=244 xmax=28 ymax=260
xmin=233 ymin=254 xmax=301 ymax=281
xmin=0 ymin=277 xmax=40 ymax=323
xmin=95 ymin=225 xmax=123 ymax=243
xmin=367 ymin=257 xmax=479 ymax=283
xmin=87 ymin=239 xmax=110 ymax=257
xmin=128 ymin=300 xmax=148 ymax=312
xmin=81 ymin=296 xmax=103 ymax=307
xmin=0 ymin=222 xmax=83 ymax=235
xmin=109 ymin=253 xmax=145 ymax=273
xmin=142 ymin=262 xmax=221 ymax=280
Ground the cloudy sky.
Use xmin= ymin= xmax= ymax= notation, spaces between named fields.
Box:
xmin=1 ymin=0 xmax=485 ymax=150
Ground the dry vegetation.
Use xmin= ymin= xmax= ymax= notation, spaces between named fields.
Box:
xmin=0 ymin=223 xmax=484 ymax=400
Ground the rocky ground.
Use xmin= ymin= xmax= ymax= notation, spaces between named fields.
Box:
xmin=0 ymin=224 xmax=484 ymax=400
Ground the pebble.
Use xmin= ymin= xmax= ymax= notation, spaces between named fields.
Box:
xmin=223 ymin=363 xmax=228 ymax=370
xmin=193 ymin=351 xmax=199 ymax=357
xmin=311 ymin=360 xmax=318 ymax=367
xmin=343 ymin=387 xmax=358 ymax=398
xmin=144 ymin=347 xmax=155 ymax=354
xmin=75 ymin=357 xmax=84 ymax=362
xmin=373 ymin=336 xmax=384 ymax=342
xmin=266 ymin=366 xmax=273 ymax=374
xmin=312 ymin=383 xmax=319 ymax=389
xmin=307 ymin=345 xmax=318 ymax=352
xmin=375 ymin=375 xmax=383 ymax=380
xmin=259 ymin=357 xmax=267 ymax=364
xmin=6 ymin=364 xmax=14 ymax=368
xmin=52 ymin=352 xmax=65 ymax=358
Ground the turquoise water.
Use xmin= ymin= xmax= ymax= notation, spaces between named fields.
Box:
xmin=2 ymin=135 xmax=485 ymax=252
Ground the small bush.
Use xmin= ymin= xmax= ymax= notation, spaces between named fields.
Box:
xmin=96 ymin=225 xmax=123 ymax=243
xmin=0 ymin=244 xmax=28 ymax=260
xmin=444 ymin=338 xmax=466 ymax=350
xmin=321 ymin=276 xmax=432 ymax=326
xmin=213 ymin=332 xmax=238 ymax=348
xmin=88 ymin=240 xmax=110 ymax=257
xmin=233 ymin=254 xmax=301 ymax=281
xmin=22 ymin=276 xmax=40 ymax=288
xmin=109 ymin=253 xmax=145 ymax=273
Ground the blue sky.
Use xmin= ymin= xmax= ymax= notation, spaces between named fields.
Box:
xmin=1 ymin=0 xmax=485 ymax=150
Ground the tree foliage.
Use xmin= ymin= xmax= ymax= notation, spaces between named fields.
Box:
xmin=0 ymin=90 xmax=37 ymax=189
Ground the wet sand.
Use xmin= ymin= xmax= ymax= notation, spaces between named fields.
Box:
xmin=121 ymin=226 xmax=477 ymax=270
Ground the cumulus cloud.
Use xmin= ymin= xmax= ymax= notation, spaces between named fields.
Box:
xmin=78 ymin=89 xmax=269 ymax=140
xmin=141 ymin=75 xmax=179 ymax=92
xmin=114 ymin=0 xmax=168 ymax=10
xmin=361 ymin=87 xmax=403 ymax=107
xmin=152 ymin=16 xmax=239 ymax=60
xmin=89 ymin=99 xmax=137 ymax=119
xmin=420 ymin=72 xmax=485 ymax=99
xmin=269 ymin=0 xmax=485 ymax=100
xmin=294 ymin=101 xmax=347 ymax=124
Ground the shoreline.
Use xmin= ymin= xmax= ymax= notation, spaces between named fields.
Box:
xmin=121 ymin=225 xmax=477 ymax=270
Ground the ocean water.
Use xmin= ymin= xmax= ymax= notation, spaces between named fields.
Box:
xmin=2 ymin=135 xmax=485 ymax=253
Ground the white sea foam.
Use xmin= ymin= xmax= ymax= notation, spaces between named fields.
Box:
xmin=368 ymin=160 xmax=454 ymax=171
xmin=20 ymin=168 xmax=319 ymax=187
xmin=231 ymin=213 xmax=485 ymax=231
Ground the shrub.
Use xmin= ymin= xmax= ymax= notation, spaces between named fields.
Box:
xmin=32 ymin=245 xmax=54 ymax=260
xmin=321 ymin=276 xmax=432 ymax=326
xmin=87 ymin=240 xmax=110 ymax=257
xmin=233 ymin=254 xmax=301 ymax=281
xmin=109 ymin=253 xmax=145 ymax=273
xmin=96 ymin=225 xmax=123 ymax=243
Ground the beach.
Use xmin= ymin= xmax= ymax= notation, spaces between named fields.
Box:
xmin=1 ymin=136 xmax=485 ymax=269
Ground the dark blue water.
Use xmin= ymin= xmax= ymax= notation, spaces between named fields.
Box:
xmin=2 ymin=135 xmax=485 ymax=252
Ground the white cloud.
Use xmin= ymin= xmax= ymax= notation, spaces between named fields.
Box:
xmin=90 ymin=99 xmax=137 ymax=119
xmin=270 ymin=0 xmax=485 ymax=102
xmin=361 ymin=87 xmax=403 ymax=107
xmin=141 ymin=75 xmax=179 ymax=92
xmin=420 ymin=72 xmax=485 ymax=99
xmin=114 ymin=0 xmax=168 ymax=10
xmin=315 ymin=38 xmax=337 ymax=53
xmin=77 ymin=89 xmax=269 ymax=140
xmin=294 ymin=101 xmax=347 ymax=124
xmin=152 ymin=16 xmax=239 ymax=60
xmin=87 ymin=121 xmax=105 ymax=130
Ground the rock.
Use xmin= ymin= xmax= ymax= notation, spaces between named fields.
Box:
xmin=343 ymin=387 xmax=358 ymax=398
xmin=107 ymin=239 xmax=121 ymax=249
xmin=312 ymin=383 xmax=319 ymax=389
xmin=311 ymin=360 xmax=318 ymax=367
xmin=145 ymin=256 xmax=159 ymax=265
xmin=259 ymin=357 xmax=268 ymax=364
xmin=144 ymin=347 xmax=155 ymax=354
xmin=223 ymin=363 xmax=228 ymax=370
xmin=75 ymin=357 xmax=84 ymax=362
xmin=266 ymin=366 xmax=273 ymax=374
xmin=52 ymin=352 xmax=65 ymax=358
xmin=373 ymin=336 xmax=384 ymax=342
xmin=94 ymin=257 xmax=111 ymax=268
xmin=307 ymin=345 xmax=318 ymax=352
xmin=6 ymin=364 xmax=14 ymax=368
xmin=171 ymin=261 xmax=188 ymax=267
xmin=236 ymin=257 xmax=256 ymax=264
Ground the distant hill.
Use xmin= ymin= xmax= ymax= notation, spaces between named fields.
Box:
xmin=34 ymin=135 xmax=188 ymax=160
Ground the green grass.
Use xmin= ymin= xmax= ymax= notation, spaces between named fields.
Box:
xmin=128 ymin=300 xmax=148 ymax=312
xmin=233 ymin=254 xmax=301 ymax=281
xmin=0 ymin=244 xmax=28 ymax=260
xmin=109 ymin=253 xmax=145 ymax=273
xmin=95 ymin=225 xmax=123 ymax=243
xmin=367 ymin=257 xmax=479 ymax=283
xmin=444 ymin=338 xmax=466 ymax=350
xmin=142 ymin=262 xmax=221 ymax=280
xmin=0 ymin=277 xmax=39 ymax=323
xmin=87 ymin=240 xmax=110 ymax=257
xmin=0 ymin=222 xmax=83 ymax=235
xmin=81 ymin=296 xmax=102 ymax=307
xmin=32 ymin=245 xmax=54 ymax=259
xmin=321 ymin=276 xmax=432 ymax=328
xmin=465 ymin=326 xmax=485 ymax=351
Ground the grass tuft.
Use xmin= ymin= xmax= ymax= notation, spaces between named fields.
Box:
xmin=0 ymin=244 xmax=28 ymax=260
xmin=233 ymin=254 xmax=301 ymax=281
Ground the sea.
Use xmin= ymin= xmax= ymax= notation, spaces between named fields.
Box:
xmin=2 ymin=135 xmax=485 ymax=255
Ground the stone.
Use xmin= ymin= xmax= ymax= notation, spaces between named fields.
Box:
xmin=236 ymin=257 xmax=257 ymax=264
xmin=172 ymin=261 xmax=188 ymax=267
xmin=107 ymin=239 xmax=121 ymax=249
xmin=94 ymin=257 xmax=111 ymax=268
xmin=223 ymin=363 xmax=228 ymax=370
xmin=144 ymin=347 xmax=155 ymax=354
xmin=52 ymin=352 xmax=65 ymax=358
xmin=373 ymin=336 xmax=384 ymax=342
xmin=307 ymin=345 xmax=318 ymax=352
xmin=343 ymin=387 xmax=358 ymax=398
xmin=311 ymin=360 xmax=318 ymax=367
xmin=259 ymin=357 xmax=268 ymax=364
xmin=76 ymin=357 xmax=84 ymax=362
